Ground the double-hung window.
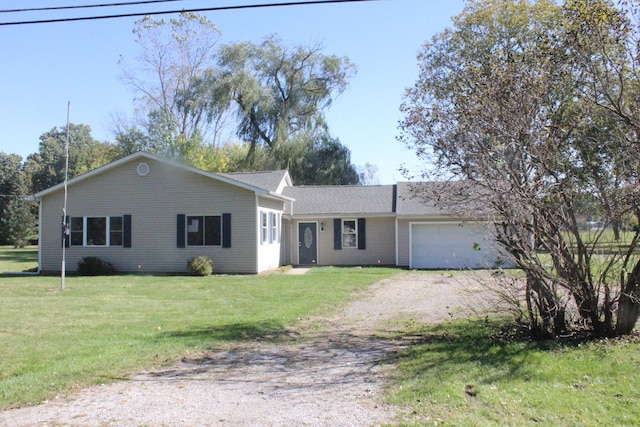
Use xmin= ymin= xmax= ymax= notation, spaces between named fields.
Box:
xmin=187 ymin=215 xmax=222 ymax=246
xmin=69 ymin=216 xmax=124 ymax=246
xmin=70 ymin=217 xmax=84 ymax=246
xmin=260 ymin=211 xmax=280 ymax=244
xmin=334 ymin=218 xmax=366 ymax=250
xmin=342 ymin=219 xmax=357 ymax=248
xmin=109 ymin=217 xmax=123 ymax=246
xmin=261 ymin=212 xmax=269 ymax=244
xmin=270 ymin=212 xmax=279 ymax=243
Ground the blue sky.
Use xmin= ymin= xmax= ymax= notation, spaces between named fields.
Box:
xmin=0 ymin=0 xmax=465 ymax=184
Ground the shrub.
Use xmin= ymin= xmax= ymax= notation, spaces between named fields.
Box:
xmin=187 ymin=256 xmax=214 ymax=276
xmin=77 ymin=256 xmax=116 ymax=276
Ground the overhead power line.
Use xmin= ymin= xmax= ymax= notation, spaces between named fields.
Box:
xmin=0 ymin=0 xmax=380 ymax=26
xmin=0 ymin=0 xmax=183 ymax=14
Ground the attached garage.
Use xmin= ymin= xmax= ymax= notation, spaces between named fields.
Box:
xmin=410 ymin=222 xmax=504 ymax=269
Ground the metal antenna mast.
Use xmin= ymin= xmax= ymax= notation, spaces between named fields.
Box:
xmin=61 ymin=101 xmax=70 ymax=291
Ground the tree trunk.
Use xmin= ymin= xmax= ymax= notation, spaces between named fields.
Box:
xmin=616 ymin=259 xmax=640 ymax=336
xmin=573 ymin=282 xmax=607 ymax=335
xmin=526 ymin=273 xmax=563 ymax=339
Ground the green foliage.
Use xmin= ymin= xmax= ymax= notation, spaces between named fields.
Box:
xmin=207 ymin=34 xmax=356 ymax=156
xmin=400 ymin=0 xmax=640 ymax=337
xmin=0 ymin=266 xmax=397 ymax=409
xmin=117 ymin=14 xmax=362 ymax=184
xmin=224 ymin=133 xmax=361 ymax=185
xmin=0 ymin=152 xmax=32 ymax=245
xmin=187 ymin=255 xmax=214 ymax=276
xmin=24 ymin=124 xmax=119 ymax=193
xmin=77 ymin=256 xmax=117 ymax=276
xmin=388 ymin=318 xmax=640 ymax=426
xmin=114 ymin=125 xmax=147 ymax=156
xmin=1 ymin=198 xmax=37 ymax=248
xmin=288 ymin=133 xmax=360 ymax=185
xmin=115 ymin=12 xmax=227 ymax=174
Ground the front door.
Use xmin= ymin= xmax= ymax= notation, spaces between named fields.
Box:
xmin=298 ymin=222 xmax=317 ymax=265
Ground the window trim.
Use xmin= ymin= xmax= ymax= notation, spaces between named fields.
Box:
xmin=260 ymin=211 xmax=280 ymax=245
xmin=177 ymin=214 xmax=231 ymax=249
xmin=186 ymin=214 xmax=222 ymax=247
xmin=334 ymin=217 xmax=366 ymax=250
xmin=261 ymin=211 xmax=269 ymax=244
xmin=270 ymin=212 xmax=279 ymax=243
xmin=69 ymin=215 xmax=124 ymax=247
xmin=109 ymin=216 xmax=123 ymax=246
xmin=341 ymin=218 xmax=358 ymax=249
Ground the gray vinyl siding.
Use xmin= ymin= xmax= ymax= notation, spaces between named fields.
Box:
xmin=40 ymin=158 xmax=258 ymax=274
xmin=258 ymin=197 xmax=284 ymax=211
xmin=281 ymin=217 xmax=292 ymax=265
xmin=291 ymin=216 xmax=396 ymax=266
xmin=396 ymin=218 xmax=411 ymax=267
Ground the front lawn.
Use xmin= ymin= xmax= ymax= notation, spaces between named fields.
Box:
xmin=386 ymin=318 xmax=640 ymax=426
xmin=0 ymin=266 xmax=397 ymax=409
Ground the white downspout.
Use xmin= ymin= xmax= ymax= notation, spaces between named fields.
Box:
xmin=290 ymin=200 xmax=294 ymax=265
xmin=395 ymin=217 xmax=399 ymax=267
xmin=37 ymin=199 xmax=42 ymax=273
xmin=255 ymin=195 xmax=260 ymax=273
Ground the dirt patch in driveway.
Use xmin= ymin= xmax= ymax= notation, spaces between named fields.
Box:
xmin=0 ymin=271 xmax=501 ymax=427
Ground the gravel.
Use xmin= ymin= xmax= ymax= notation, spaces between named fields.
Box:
xmin=0 ymin=270 xmax=498 ymax=427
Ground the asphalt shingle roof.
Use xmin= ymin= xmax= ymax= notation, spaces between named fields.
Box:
xmin=396 ymin=181 xmax=445 ymax=215
xmin=396 ymin=181 xmax=492 ymax=216
xmin=219 ymin=170 xmax=486 ymax=218
xmin=220 ymin=170 xmax=289 ymax=193
xmin=282 ymin=185 xmax=396 ymax=216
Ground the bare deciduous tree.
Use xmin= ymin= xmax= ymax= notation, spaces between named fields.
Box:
xmin=119 ymin=12 xmax=223 ymax=142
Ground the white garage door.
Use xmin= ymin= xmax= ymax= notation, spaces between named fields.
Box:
xmin=410 ymin=222 xmax=503 ymax=269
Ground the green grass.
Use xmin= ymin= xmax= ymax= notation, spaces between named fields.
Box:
xmin=0 ymin=266 xmax=397 ymax=409
xmin=5 ymin=248 xmax=639 ymax=424
xmin=386 ymin=318 xmax=640 ymax=426
xmin=0 ymin=246 xmax=38 ymax=273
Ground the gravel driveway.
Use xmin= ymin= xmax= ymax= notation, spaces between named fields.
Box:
xmin=0 ymin=270 xmax=498 ymax=427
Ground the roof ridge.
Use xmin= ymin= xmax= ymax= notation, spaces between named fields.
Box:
xmin=223 ymin=170 xmax=287 ymax=175
xmin=291 ymin=184 xmax=394 ymax=188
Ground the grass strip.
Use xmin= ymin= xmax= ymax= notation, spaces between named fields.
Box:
xmin=386 ymin=318 xmax=640 ymax=426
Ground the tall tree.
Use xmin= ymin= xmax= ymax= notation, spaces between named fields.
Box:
xmin=202 ymin=35 xmax=356 ymax=160
xmin=289 ymin=134 xmax=360 ymax=185
xmin=563 ymin=0 xmax=640 ymax=335
xmin=120 ymin=12 xmax=222 ymax=142
xmin=399 ymin=0 xmax=640 ymax=338
xmin=0 ymin=152 xmax=30 ymax=245
xmin=223 ymin=132 xmax=360 ymax=185
xmin=118 ymin=15 xmax=361 ymax=184
xmin=2 ymin=197 xmax=37 ymax=248
xmin=357 ymin=163 xmax=380 ymax=186
xmin=24 ymin=124 xmax=118 ymax=193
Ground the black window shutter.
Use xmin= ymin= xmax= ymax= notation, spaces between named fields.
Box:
xmin=123 ymin=215 xmax=132 ymax=248
xmin=333 ymin=218 xmax=341 ymax=250
xmin=358 ymin=218 xmax=366 ymax=250
xmin=62 ymin=216 xmax=70 ymax=248
xmin=222 ymin=213 xmax=232 ymax=248
xmin=177 ymin=214 xmax=186 ymax=248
